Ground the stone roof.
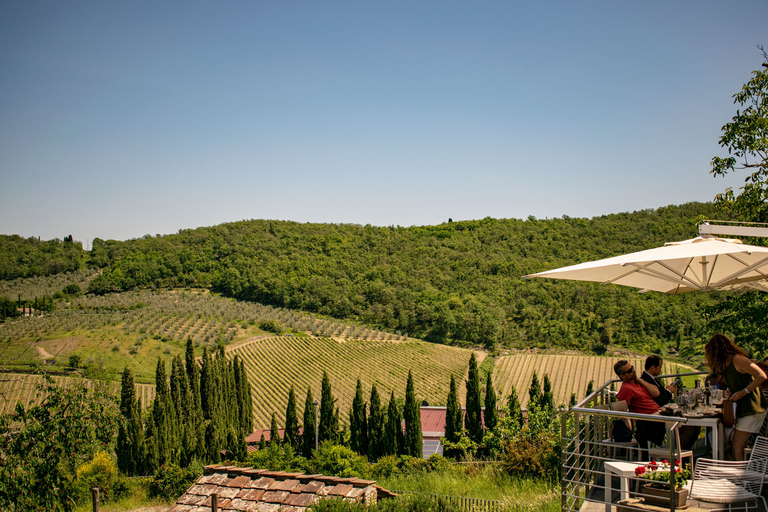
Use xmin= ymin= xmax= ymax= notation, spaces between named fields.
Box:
xmin=168 ymin=465 xmax=396 ymax=512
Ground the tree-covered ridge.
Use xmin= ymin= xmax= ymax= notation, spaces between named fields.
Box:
xmin=1 ymin=202 xmax=725 ymax=354
xmin=0 ymin=235 xmax=85 ymax=280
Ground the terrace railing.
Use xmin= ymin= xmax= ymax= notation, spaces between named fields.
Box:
xmin=560 ymin=371 xmax=707 ymax=512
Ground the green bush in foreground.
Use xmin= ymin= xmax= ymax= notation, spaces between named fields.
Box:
xmin=308 ymin=494 xmax=462 ymax=512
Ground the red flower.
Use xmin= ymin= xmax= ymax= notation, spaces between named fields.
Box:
xmin=635 ymin=466 xmax=646 ymax=476
xmin=661 ymin=459 xmax=668 ymax=464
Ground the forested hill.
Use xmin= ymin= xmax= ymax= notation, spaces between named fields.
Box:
xmin=1 ymin=202 xmax=724 ymax=356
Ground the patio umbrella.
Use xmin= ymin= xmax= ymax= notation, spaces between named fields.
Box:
xmin=523 ymin=236 xmax=768 ymax=294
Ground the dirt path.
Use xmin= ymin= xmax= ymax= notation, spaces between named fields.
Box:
xmin=36 ymin=346 xmax=54 ymax=360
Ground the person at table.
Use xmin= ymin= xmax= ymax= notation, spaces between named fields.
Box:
xmin=705 ymin=333 xmax=768 ymax=461
xmin=641 ymin=355 xmax=677 ymax=406
xmin=641 ymin=355 xmax=701 ymax=449
xmin=614 ymin=360 xmax=665 ymax=454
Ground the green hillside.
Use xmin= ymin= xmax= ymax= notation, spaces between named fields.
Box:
xmin=1 ymin=202 xmax=726 ymax=357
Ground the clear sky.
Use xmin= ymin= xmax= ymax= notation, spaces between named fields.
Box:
xmin=1 ymin=1 xmax=766 ymax=246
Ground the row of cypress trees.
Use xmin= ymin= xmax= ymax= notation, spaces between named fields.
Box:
xmin=271 ymin=370 xmax=423 ymax=459
xmin=116 ymin=338 xmax=253 ymax=475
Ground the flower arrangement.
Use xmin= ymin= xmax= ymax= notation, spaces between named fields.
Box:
xmin=634 ymin=459 xmax=690 ymax=490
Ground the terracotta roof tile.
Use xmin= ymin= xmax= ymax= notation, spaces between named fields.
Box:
xmin=236 ymin=489 xmax=266 ymax=501
xmin=227 ymin=475 xmax=252 ymax=488
xmin=284 ymin=493 xmax=318 ymax=508
xmin=268 ymin=479 xmax=300 ymax=491
xmin=171 ymin=466 xmax=390 ymax=512
xmin=262 ymin=490 xmax=289 ymax=504
xmin=300 ymin=481 xmax=325 ymax=494
xmin=328 ymin=484 xmax=353 ymax=496
xmin=250 ymin=477 xmax=275 ymax=489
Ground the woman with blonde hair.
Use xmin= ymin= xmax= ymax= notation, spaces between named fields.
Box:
xmin=705 ymin=333 xmax=768 ymax=460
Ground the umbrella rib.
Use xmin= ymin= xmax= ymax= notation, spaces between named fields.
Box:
xmin=623 ymin=261 xmax=704 ymax=290
xmin=708 ymin=254 xmax=768 ymax=289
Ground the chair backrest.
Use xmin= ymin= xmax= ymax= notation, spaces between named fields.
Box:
xmin=749 ymin=436 xmax=768 ymax=474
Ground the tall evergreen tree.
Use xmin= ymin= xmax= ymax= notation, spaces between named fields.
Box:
xmin=152 ymin=357 xmax=178 ymax=468
xmin=444 ymin=374 xmax=462 ymax=458
xmin=269 ymin=412 xmax=280 ymax=446
xmin=349 ymin=379 xmax=368 ymax=455
xmin=117 ymin=367 xmax=144 ymax=475
xmin=383 ymin=391 xmax=401 ymax=456
xmin=403 ymin=371 xmax=422 ymax=458
xmin=484 ymin=371 xmax=498 ymax=433
xmin=542 ymin=374 xmax=554 ymax=409
xmin=319 ymin=371 xmax=337 ymax=444
xmin=528 ymin=371 xmax=542 ymax=409
xmin=465 ymin=353 xmax=483 ymax=443
xmin=239 ymin=358 xmax=253 ymax=436
xmin=506 ymin=385 xmax=524 ymax=428
xmin=200 ymin=347 xmax=214 ymax=420
xmin=284 ymin=385 xmax=300 ymax=450
xmin=367 ymin=383 xmax=383 ymax=460
xmin=302 ymin=387 xmax=316 ymax=457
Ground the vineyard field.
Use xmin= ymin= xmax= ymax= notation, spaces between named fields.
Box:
xmin=0 ymin=372 xmax=156 ymax=416
xmin=229 ymin=335 xmax=479 ymax=431
xmin=492 ymin=354 xmax=697 ymax=408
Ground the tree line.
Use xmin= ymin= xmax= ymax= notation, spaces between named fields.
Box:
xmin=0 ymin=202 xmax=729 ymax=356
xmin=116 ymin=338 xmax=253 ymax=475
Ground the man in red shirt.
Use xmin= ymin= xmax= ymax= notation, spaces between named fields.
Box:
xmin=614 ymin=360 xmax=665 ymax=454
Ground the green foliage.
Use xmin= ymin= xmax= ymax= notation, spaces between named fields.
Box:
xmin=148 ymin=462 xmax=202 ymax=500
xmin=319 ymin=371 xmax=338 ymax=444
xmin=68 ymin=353 xmax=82 ymax=368
xmin=285 ymin=385 xmax=300 ymax=451
xmin=0 ymin=376 xmax=120 ymax=511
xmin=74 ymin=450 xmax=129 ymax=505
xmin=403 ymin=371 xmax=422 ymax=458
xmin=270 ymin=412 xmax=280 ymax=446
xmin=498 ymin=396 xmax=560 ymax=480
xmin=383 ymin=391 xmax=402 ymax=456
xmin=246 ymin=442 xmax=307 ymax=472
xmin=259 ymin=319 xmax=284 ymax=334
xmin=443 ymin=375 xmax=462 ymax=459
xmin=465 ymin=353 xmax=482 ymax=444
xmin=484 ymin=372 xmax=498 ymax=433
xmin=0 ymin=235 xmax=84 ymax=280
xmin=303 ymin=387 xmax=317 ymax=457
xmin=307 ymin=441 xmax=371 ymax=479
xmin=368 ymin=384 xmax=384 ymax=460
xmin=350 ymin=379 xmax=368 ymax=456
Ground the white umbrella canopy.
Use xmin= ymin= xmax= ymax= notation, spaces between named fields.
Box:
xmin=524 ymin=236 xmax=768 ymax=294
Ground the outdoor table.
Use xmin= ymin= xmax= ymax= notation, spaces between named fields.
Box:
xmin=683 ymin=414 xmax=725 ymax=460
xmin=605 ymin=460 xmax=647 ymax=512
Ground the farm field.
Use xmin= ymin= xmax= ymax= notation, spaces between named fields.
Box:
xmin=0 ymin=289 xmax=408 ymax=383
xmin=229 ymin=335 xmax=479 ymax=430
xmin=492 ymin=353 xmax=698 ymax=408
xmin=0 ymin=372 xmax=156 ymax=416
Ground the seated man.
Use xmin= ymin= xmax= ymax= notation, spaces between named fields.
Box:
xmin=615 ymin=360 xmax=665 ymax=453
xmin=642 ymin=355 xmax=700 ymax=449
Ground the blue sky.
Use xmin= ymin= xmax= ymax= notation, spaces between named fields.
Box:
xmin=1 ymin=1 xmax=766 ymax=246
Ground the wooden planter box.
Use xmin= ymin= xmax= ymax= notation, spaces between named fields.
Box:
xmin=641 ymin=484 xmax=688 ymax=507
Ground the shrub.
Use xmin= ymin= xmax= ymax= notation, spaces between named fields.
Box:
xmin=259 ymin=320 xmax=284 ymax=334
xmin=500 ymin=434 xmax=560 ymax=479
xmin=307 ymin=441 xmax=370 ymax=479
xmin=246 ymin=443 xmax=307 ymax=472
xmin=149 ymin=463 xmax=202 ymax=500
xmin=68 ymin=353 xmax=81 ymax=368
xmin=74 ymin=450 xmax=129 ymax=504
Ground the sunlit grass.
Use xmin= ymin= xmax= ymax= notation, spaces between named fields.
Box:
xmin=377 ymin=464 xmax=560 ymax=512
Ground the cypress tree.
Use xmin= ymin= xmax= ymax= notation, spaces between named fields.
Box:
xmin=542 ymin=374 xmax=554 ymax=410
xmin=506 ymin=385 xmax=524 ymax=428
xmin=117 ymin=367 xmax=144 ymax=475
xmin=528 ymin=371 xmax=542 ymax=410
xmin=302 ymin=387 xmax=316 ymax=457
xmin=319 ymin=371 xmax=337 ymax=444
xmin=367 ymin=383 xmax=383 ymax=460
xmin=200 ymin=347 xmax=214 ymax=420
xmin=465 ymin=353 xmax=483 ymax=443
xmin=284 ymin=385 xmax=300 ymax=450
xmin=403 ymin=371 xmax=422 ymax=458
xmin=350 ymin=379 xmax=368 ymax=455
xmin=269 ymin=412 xmax=280 ymax=446
xmin=153 ymin=357 xmax=178 ymax=467
xmin=444 ymin=374 xmax=462 ymax=458
xmin=239 ymin=358 xmax=253 ymax=436
xmin=484 ymin=371 xmax=498 ymax=433
xmin=383 ymin=391 xmax=401 ymax=456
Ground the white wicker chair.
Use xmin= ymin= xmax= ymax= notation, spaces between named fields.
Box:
xmin=690 ymin=437 xmax=768 ymax=511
